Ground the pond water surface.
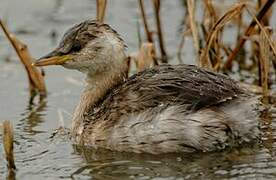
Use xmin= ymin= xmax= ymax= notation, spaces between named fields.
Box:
xmin=0 ymin=0 xmax=276 ymax=179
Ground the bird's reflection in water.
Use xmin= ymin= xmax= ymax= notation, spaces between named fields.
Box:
xmin=71 ymin=144 xmax=262 ymax=179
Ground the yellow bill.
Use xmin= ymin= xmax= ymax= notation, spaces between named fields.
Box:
xmin=33 ymin=55 xmax=71 ymax=67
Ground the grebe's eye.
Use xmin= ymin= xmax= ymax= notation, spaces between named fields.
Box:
xmin=70 ymin=41 xmax=82 ymax=52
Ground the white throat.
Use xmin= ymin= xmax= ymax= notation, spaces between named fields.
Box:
xmin=70 ymin=59 xmax=128 ymax=141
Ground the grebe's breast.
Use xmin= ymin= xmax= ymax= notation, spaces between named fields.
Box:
xmin=80 ymin=64 xmax=262 ymax=154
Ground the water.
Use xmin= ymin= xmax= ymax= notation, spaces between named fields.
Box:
xmin=0 ymin=0 xmax=276 ymax=179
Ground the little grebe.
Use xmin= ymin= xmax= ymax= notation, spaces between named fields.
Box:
xmin=35 ymin=19 xmax=262 ymax=154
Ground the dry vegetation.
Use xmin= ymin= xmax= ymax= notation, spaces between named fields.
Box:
xmin=135 ymin=0 xmax=275 ymax=97
xmin=0 ymin=20 xmax=46 ymax=101
xmin=2 ymin=121 xmax=16 ymax=173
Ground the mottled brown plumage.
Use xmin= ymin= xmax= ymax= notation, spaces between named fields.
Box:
xmin=35 ymin=19 xmax=262 ymax=154
xmin=85 ymin=64 xmax=242 ymax=128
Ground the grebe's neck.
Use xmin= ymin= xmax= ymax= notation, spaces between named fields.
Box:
xmin=71 ymin=61 xmax=128 ymax=138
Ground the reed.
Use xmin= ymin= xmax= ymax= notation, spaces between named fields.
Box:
xmin=176 ymin=0 xmax=275 ymax=91
xmin=259 ymin=27 xmax=270 ymax=98
xmin=246 ymin=4 xmax=276 ymax=95
xmin=96 ymin=0 xmax=107 ymax=23
xmin=177 ymin=2 xmax=190 ymax=63
xmin=137 ymin=20 xmax=142 ymax=48
xmin=199 ymin=3 xmax=246 ymax=69
xmin=152 ymin=0 xmax=167 ymax=62
xmin=131 ymin=42 xmax=155 ymax=72
xmin=138 ymin=0 xmax=159 ymax=65
xmin=187 ymin=0 xmax=200 ymax=62
xmin=203 ymin=0 xmax=218 ymax=30
xmin=138 ymin=0 xmax=153 ymax=43
xmin=2 ymin=120 xmax=16 ymax=170
xmin=245 ymin=6 xmax=276 ymax=58
xmin=202 ymin=0 xmax=222 ymax=71
xmin=224 ymin=0 xmax=275 ymax=69
xmin=177 ymin=29 xmax=190 ymax=63
xmin=0 ymin=20 xmax=46 ymax=100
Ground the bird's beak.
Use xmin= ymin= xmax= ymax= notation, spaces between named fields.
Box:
xmin=33 ymin=51 xmax=71 ymax=67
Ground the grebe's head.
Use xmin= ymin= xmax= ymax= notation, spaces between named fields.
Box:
xmin=34 ymin=19 xmax=127 ymax=75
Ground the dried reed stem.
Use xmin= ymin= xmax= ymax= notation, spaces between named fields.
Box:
xmin=258 ymin=0 xmax=273 ymax=26
xmin=199 ymin=3 xmax=246 ymax=69
xmin=0 ymin=20 xmax=46 ymax=99
xmin=245 ymin=6 xmax=276 ymax=59
xmin=236 ymin=10 xmax=243 ymax=41
xmin=187 ymin=0 xmax=200 ymax=62
xmin=177 ymin=29 xmax=191 ymax=63
xmin=259 ymin=27 xmax=270 ymax=97
xmin=3 ymin=120 xmax=16 ymax=170
xmin=138 ymin=0 xmax=153 ymax=43
xmin=152 ymin=0 xmax=167 ymax=62
xmin=138 ymin=0 xmax=158 ymax=64
xmin=177 ymin=3 xmax=189 ymax=64
xmin=177 ymin=33 xmax=186 ymax=63
xmin=137 ymin=20 xmax=142 ymax=48
xmin=246 ymin=4 xmax=276 ymax=85
xmin=96 ymin=0 xmax=107 ymax=23
xmin=136 ymin=42 xmax=155 ymax=72
xmin=203 ymin=0 xmax=218 ymax=29
xmin=203 ymin=0 xmax=222 ymax=70
xmin=224 ymin=0 xmax=275 ymax=69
